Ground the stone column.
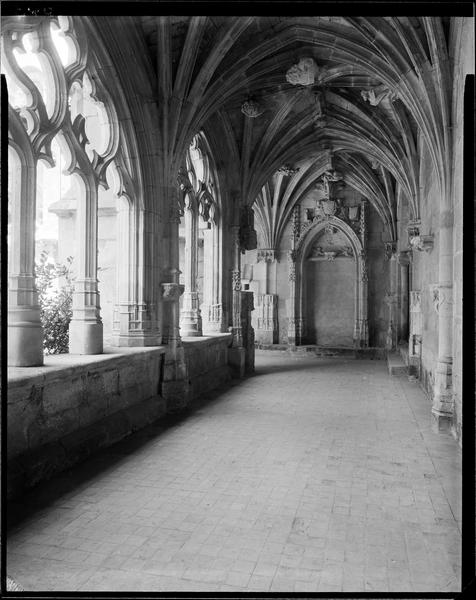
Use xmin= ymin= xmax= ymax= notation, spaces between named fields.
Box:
xmin=228 ymin=225 xmax=245 ymax=377
xmin=160 ymin=189 xmax=188 ymax=411
xmin=287 ymin=250 xmax=297 ymax=346
xmin=397 ymin=250 xmax=411 ymax=343
xmin=357 ymin=200 xmax=369 ymax=347
xmin=358 ymin=251 xmax=369 ymax=347
xmin=431 ymin=200 xmax=454 ymax=428
xmin=180 ymin=200 xmax=202 ymax=336
xmin=432 ymin=277 xmax=454 ymax=430
xmin=201 ymin=224 xmax=224 ymax=333
xmin=8 ymin=152 xmax=44 ymax=366
xmin=111 ymin=203 xmax=162 ymax=347
xmin=68 ymin=180 xmax=103 ymax=355
xmin=241 ymin=290 xmax=255 ymax=373
xmin=255 ymin=249 xmax=279 ymax=344
xmin=384 ymin=243 xmax=398 ymax=351
xmin=408 ymin=290 xmax=422 ymax=377
xmin=255 ymin=293 xmax=278 ymax=345
xmin=162 ymin=193 xmax=183 ymax=350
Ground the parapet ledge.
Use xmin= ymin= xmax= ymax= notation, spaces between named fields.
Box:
xmin=180 ymin=333 xmax=233 ymax=347
xmin=8 ymin=345 xmax=167 ymax=387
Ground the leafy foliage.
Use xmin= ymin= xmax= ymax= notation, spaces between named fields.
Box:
xmin=35 ymin=251 xmax=74 ymax=354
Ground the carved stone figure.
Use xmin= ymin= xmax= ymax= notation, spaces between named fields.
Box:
xmin=361 ymin=85 xmax=397 ymax=106
xmin=286 ymin=57 xmax=324 ymax=86
xmin=161 ymin=282 xmax=185 ymax=301
xmin=257 ymin=249 xmax=276 ymax=263
xmin=241 ymin=99 xmax=263 ymax=118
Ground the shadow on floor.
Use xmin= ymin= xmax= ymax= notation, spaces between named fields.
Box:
xmin=7 ymin=355 xmax=383 ymax=530
xmin=6 ymin=378 xmax=239 ymax=532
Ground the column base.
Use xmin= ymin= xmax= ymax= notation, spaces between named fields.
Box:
xmin=228 ymin=347 xmax=246 ymax=378
xmin=180 ymin=313 xmax=203 ymax=337
xmin=69 ymin=321 xmax=103 ymax=355
xmin=8 ymin=319 xmax=44 ymax=366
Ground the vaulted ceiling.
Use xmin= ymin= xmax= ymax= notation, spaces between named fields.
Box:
xmin=97 ymin=15 xmax=453 ymax=242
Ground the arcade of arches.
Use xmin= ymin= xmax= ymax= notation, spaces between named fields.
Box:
xmin=3 ymin=11 xmax=473 ymax=594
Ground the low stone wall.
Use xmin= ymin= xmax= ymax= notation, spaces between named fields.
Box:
xmin=182 ymin=333 xmax=232 ymax=398
xmin=7 ymin=336 xmax=234 ymax=499
xmin=7 ymin=347 xmax=166 ymax=499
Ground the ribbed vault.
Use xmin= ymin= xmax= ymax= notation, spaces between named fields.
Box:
xmin=90 ymin=15 xmax=452 ymax=245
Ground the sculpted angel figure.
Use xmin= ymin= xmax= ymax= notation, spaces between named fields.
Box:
xmin=361 ymin=84 xmax=397 ymax=106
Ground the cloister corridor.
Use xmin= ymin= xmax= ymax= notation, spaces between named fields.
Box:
xmin=6 ymin=350 xmax=462 ymax=593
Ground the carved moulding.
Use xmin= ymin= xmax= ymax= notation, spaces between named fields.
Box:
xmin=308 ymin=245 xmax=353 ymax=261
xmin=257 ymin=248 xmax=277 ymax=263
xmin=161 ymin=283 xmax=185 ymax=302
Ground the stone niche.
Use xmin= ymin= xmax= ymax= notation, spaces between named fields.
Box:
xmin=304 ymin=228 xmax=355 ymax=346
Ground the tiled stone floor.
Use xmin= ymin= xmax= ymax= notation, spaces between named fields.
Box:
xmin=7 ymin=351 xmax=462 ymax=593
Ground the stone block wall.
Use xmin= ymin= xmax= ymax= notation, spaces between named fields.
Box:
xmin=7 ymin=336 xmax=233 ymax=499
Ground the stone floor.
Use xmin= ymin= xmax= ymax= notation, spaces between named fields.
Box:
xmin=7 ymin=350 xmax=462 ymax=593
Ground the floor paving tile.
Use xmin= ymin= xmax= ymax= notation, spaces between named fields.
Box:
xmin=7 ymin=351 xmax=462 ymax=592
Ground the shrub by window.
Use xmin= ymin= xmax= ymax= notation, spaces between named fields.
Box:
xmin=35 ymin=251 xmax=74 ymax=354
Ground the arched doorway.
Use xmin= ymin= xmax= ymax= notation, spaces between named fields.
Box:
xmin=293 ymin=216 xmax=368 ymax=348
xmin=303 ymin=226 xmax=355 ymax=346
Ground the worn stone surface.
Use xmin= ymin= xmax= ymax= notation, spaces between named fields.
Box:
xmin=7 ymin=348 xmax=166 ymax=498
xmin=6 ymin=351 xmax=461 ymax=592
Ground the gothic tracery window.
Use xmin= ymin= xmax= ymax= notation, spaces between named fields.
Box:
xmin=178 ymin=133 xmax=222 ymax=336
xmin=3 ymin=15 xmax=135 ymax=357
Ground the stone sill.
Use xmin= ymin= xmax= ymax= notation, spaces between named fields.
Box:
xmin=181 ymin=332 xmax=232 ymax=347
xmin=8 ymin=345 xmax=166 ymax=387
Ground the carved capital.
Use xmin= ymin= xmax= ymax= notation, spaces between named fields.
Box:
xmin=161 ymin=283 xmax=185 ymax=302
xmin=384 ymin=241 xmax=397 ymax=260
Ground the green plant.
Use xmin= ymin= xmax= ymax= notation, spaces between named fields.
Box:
xmin=35 ymin=251 xmax=74 ymax=354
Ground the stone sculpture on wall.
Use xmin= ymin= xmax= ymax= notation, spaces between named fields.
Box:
xmin=361 ymin=85 xmax=397 ymax=106
xmin=286 ymin=57 xmax=326 ymax=86
xmin=409 ymin=290 xmax=422 ymax=360
xmin=257 ymin=249 xmax=276 ymax=263
xmin=407 ymin=220 xmax=434 ymax=252
xmin=241 ymin=99 xmax=264 ymax=118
